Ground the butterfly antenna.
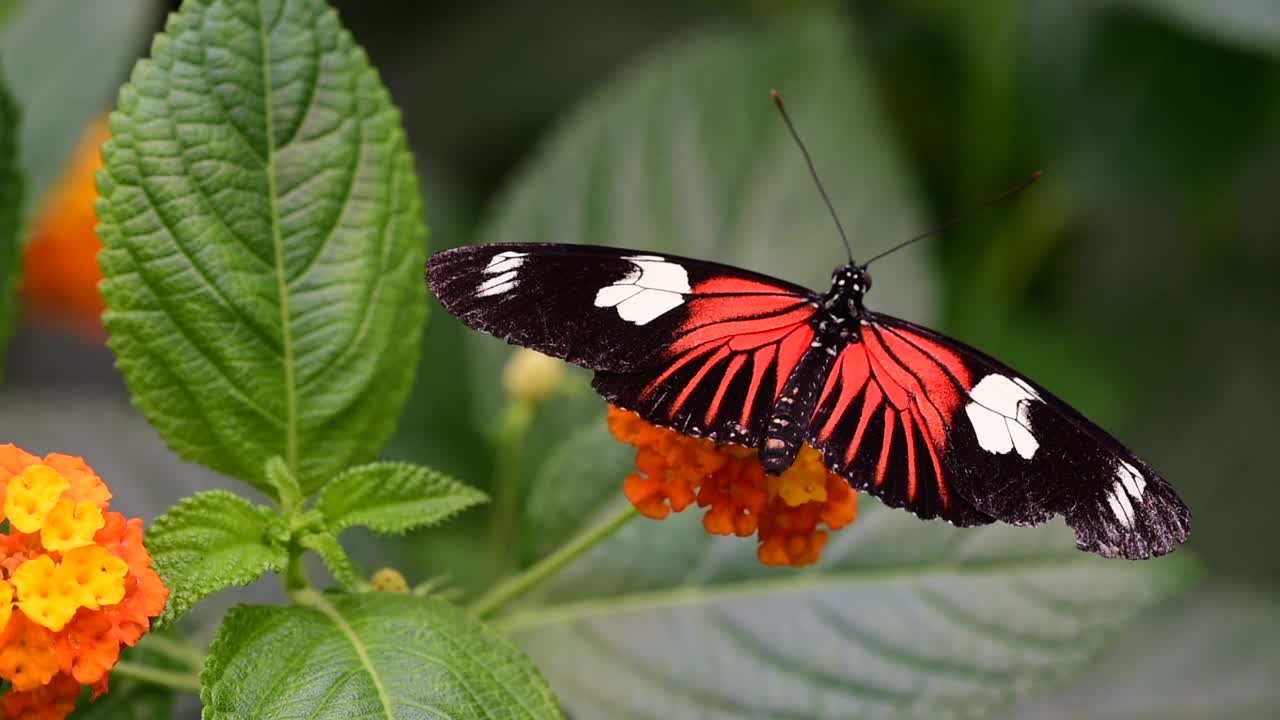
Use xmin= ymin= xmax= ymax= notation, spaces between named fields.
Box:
xmin=863 ymin=171 xmax=1044 ymax=267
xmin=771 ymin=89 xmax=853 ymax=263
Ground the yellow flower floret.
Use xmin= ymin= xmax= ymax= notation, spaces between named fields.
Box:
xmin=10 ymin=547 xmax=126 ymax=632
xmin=40 ymin=499 xmax=106 ymax=552
xmin=6 ymin=465 xmax=70 ymax=533
xmin=11 ymin=556 xmax=80 ymax=631
xmin=61 ymin=545 xmax=128 ymax=609
xmin=767 ymin=444 xmax=830 ymax=507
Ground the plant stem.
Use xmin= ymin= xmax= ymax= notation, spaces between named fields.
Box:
xmin=489 ymin=401 xmax=534 ymax=574
xmin=470 ymin=504 xmax=639 ymax=619
xmin=138 ymin=633 xmax=206 ymax=671
xmin=111 ymin=661 xmax=203 ymax=693
xmin=285 ymin=546 xmax=310 ymax=593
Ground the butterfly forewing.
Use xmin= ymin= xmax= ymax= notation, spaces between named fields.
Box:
xmin=428 ymin=244 xmax=820 ymax=445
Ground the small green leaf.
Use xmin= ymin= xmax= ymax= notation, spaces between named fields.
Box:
xmin=264 ymin=455 xmax=302 ymax=512
xmin=315 ymin=461 xmax=487 ymax=535
xmin=0 ymin=0 xmax=153 ymax=215
xmin=0 ymin=65 xmax=22 ymax=377
xmin=201 ymin=592 xmax=563 ymax=720
xmin=145 ymin=490 xmax=288 ymax=627
xmin=298 ymin=531 xmax=359 ymax=590
xmin=96 ymin=0 xmax=427 ymax=494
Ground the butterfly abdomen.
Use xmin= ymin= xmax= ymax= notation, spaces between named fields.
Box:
xmin=760 ymin=335 xmax=840 ymax=473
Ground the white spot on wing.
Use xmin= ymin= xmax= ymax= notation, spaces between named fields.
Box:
xmin=964 ymin=374 xmax=1042 ymax=459
xmin=593 ymin=255 xmax=692 ymax=325
xmin=475 ymin=251 xmax=528 ymax=297
xmin=1107 ymin=480 xmax=1136 ymax=528
xmin=485 ymin=251 xmax=527 ymax=273
xmin=1116 ymin=459 xmax=1146 ymax=502
xmin=476 ymin=270 xmax=518 ymax=297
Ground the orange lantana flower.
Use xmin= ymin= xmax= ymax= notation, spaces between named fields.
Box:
xmin=0 ymin=444 xmax=168 ymax=718
xmin=606 ymin=406 xmax=856 ymax=567
xmin=21 ymin=116 xmax=111 ymax=338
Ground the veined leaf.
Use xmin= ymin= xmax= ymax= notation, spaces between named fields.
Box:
xmin=465 ymin=11 xmax=933 ymax=427
xmin=97 ymin=0 xmax=427 ymax=494
xmin=505 ymin=499 xmax=1196 ymax=719
xmin=315 ymin=461 xmax=488 ymax=535
xmin=145 ymin=490 xmax=288 ymax=627
xmin=0 ymin=65 xmax=21 ymax=376
xmin=202 ymin=593 xmax=563 ymax=720
xmin=1011 ymin=585 xmax=1280 ymax=719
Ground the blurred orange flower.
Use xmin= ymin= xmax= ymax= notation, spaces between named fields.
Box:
xmin=606 ymin=406 xmax=856 ymax=567
xmin=0 ymin=444 xmax=167 ymax=718
xmin=20 ymin=116 xmax=111 ymax=338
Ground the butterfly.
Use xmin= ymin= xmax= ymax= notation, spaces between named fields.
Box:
xmin=425 ymin=96 xmax=1190 ymax=561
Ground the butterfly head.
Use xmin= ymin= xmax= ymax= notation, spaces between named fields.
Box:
xmin=827 ymin=263 xmax=871 ymax=315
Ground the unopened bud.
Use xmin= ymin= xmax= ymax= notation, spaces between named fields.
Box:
xmin=502 ymin=348 xmax=564 ymax=403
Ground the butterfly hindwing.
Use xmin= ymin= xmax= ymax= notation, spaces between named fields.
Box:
xmin=428 ymin=243 xmax=820 ymax=445
xmin=806 ymin=325 xmax=995 ymax=527
xmin=868 ymin=316 xmax=1191 ymax=559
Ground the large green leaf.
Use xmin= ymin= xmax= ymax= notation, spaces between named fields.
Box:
xmin=202 ymin=593 xmax=563 ymax=719
xmin=466 ymin=11 xmax=934 ymax=426
xmin=96 ymin=0 xmax=427 ymax=493
xmin=1010 ymin=584 xmax=1280 ymax=719
xmin=1130 ymin=0 xmax=1280 ymax=55
xmin=0 ymin=0 xmax=154 ymax=216
xmin=0 ymin=65 xmax=21 ymax=375
xmin=504 ymin=498 xmax=1195 ymax=719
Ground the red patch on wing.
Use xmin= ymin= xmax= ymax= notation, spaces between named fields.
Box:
xmin=638 ymin=278 xmax=817 ymax=429
xmin=862 ymin=326 xmax=969 ymax=446
xmin=809 ymin=322 xmax=971 ymax=512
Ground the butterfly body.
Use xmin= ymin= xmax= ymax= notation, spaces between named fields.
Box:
xmin=427 ymin=243 xmax=1190 ymax=560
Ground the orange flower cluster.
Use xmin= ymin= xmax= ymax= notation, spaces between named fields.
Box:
xmin=21 ymin=116 xmax=111 ymax=338
xmin=606 ymin=406 xmax=856 ymax=567
xmin=0 ymin=444 xmax=167 ymax=719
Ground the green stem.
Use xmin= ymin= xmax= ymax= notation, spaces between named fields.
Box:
xmin=137 ymin=634 xmax=206 ymax=672
xmin=489 ymin=401 xmax=534 ymax=574
xmin=285 ymin=547 xmax=311 ymax=593
xmin=111 ymin=661 xmax=202 ymax=694
xmin=470 ymin=504 xmax=639 ymax=619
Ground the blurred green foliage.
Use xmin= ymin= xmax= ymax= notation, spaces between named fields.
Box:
xmin=0 ymin=0 xmax=1276 ymax=717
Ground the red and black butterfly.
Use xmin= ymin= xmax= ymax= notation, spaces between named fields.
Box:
xmin=427 ymin=242 xmax=1189 ymax=559
xmin=425 ymin=98 xmax=1190 ymax=561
